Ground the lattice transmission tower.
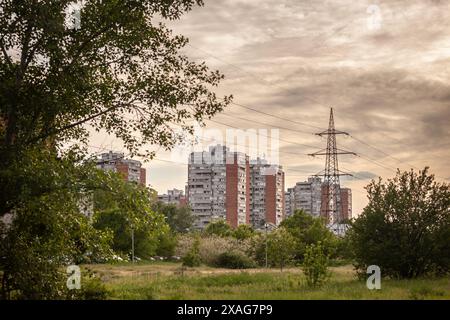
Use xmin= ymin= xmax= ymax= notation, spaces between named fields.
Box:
xmin=308 ymin=108 xmax=356 ymax=234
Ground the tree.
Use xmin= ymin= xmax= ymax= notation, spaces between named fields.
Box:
xmin=348 ymin=168 xmax=450 ymax=278
xmin=268 ymin=228 xmax=296 ymax=271
xmin=0 ymin=0 xmax=231 ymax=217
xmin=257 ymin=227 xmax=296 ymax=271
xmin=302 ymin=242 xmax=330 ymax=287
xmin=92 ymin=175 xmax=168 ymax=259
xmin=155 ymin=232 xmax=177 ymax=257
xmin=152 ymin=202 xmax=195 ymax=233
xmin=0 ymin=150 xmax=114 ymax=299
xmin=281 ymin=210 xmax=337 ymax=262
xmin=204 ymin=220 xmax=232 ymax=237
xmin=0 ymin=0 xmax=230 ymax=299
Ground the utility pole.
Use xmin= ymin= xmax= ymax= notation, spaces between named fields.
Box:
xmin=309 ymin=108 xmax=356 ymax=235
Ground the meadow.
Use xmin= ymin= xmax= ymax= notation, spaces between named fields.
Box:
xmin=84 ymin=262 xmax=450 ymax=300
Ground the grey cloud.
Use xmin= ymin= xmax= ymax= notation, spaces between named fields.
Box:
xmin=161 ymin=0 xmax=450 ymax=215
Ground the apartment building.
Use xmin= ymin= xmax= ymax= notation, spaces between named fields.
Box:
xmin=285 ymin=187 xmax=295 ymax=217
xmin=250 ymin=158 xmax=285 ymax=228
xmin=340 ymin=188 xmax=352 ymax=221
xmin=96 ymin=151 xmax=146 ymax=186
xmin=285 ymin=177 xmax=323 ymax=217
xmin=158 ymin=188 xmax=187 ymax=206
xmin=187 ymin=145 xmax=286 ymax=230
xmin=320 ymin=185 xmax=353 ymax=223
xmin=187 ymin=145 xmax=250 ymax=229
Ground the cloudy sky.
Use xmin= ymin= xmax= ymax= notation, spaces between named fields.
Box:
xmin=90 ymin=0 xmax=450 ymax=216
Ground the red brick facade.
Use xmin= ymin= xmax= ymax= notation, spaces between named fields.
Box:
xmin=320 ymin=184 xmax=352 ymax=222
xmin=116 ymin=163 xmax=129 ymax=181
xmin=245 ymin=158 xmax=250 ymax=224
xmin=281 ymin=171 xmax=285 ymax=220
xmin=140 ymin=167 xmax=146 ymax=186
xmin=225 ymin=155 xmax=250 ymax=228
xmin=265 ymin=174 xmax=277 ymax=225
xmin=225 ymin=160 xmax=239 ymax=228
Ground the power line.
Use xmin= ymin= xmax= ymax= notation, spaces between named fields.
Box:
xmin=218 ymin=111 xmax=316 ymax=135
xmin=350 ymin=135 xmax=418 ymax=170
xmin=229 ymin=101 xmax=324 ymax=131
xmin=207 ymin=118 xmax=318 ymax=150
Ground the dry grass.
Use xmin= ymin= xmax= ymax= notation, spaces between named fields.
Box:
xmin=83 ymin=262 xmax=450 ymax=300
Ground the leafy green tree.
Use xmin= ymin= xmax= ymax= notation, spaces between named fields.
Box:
xmin=93 ymin=178 xmax=168 ymax=259
xmin=248 ymin=227 xmax=296 ymax=271
xmin=0 ymin=0 xmax=230 ymax=299
xmin=155 ymin=232 xmax=178 ymax=257
xmin=281 ymin=210 xmax=337 ymax=261
xmin=302 ymin=242 xmax=330 ymax=287
xmin=204 ymin=220 xmax=232 ymax=237
xmin=267 ymin=227 xmax=296 ymax=271
xmin=348 ymin=168 xmax=450 ymax=278
xmin=0 ymin=0 xmax=230 ymax=159
xmin=152 ymin=202 xmax=195 ymax=233
xmin=0 ymin=150 xmax=114 ymax=299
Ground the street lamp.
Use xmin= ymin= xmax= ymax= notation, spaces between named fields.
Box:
xmin=264 ymin=222 xmax=268 ymax=269
xmin=131 ymin=224 xmax=135 ymax=264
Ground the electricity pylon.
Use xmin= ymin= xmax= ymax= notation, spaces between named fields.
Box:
xmin=308 ymin=108 xmax=356 ymax=233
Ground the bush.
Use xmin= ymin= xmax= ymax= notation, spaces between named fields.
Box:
xmin=348 ymin=168 xmax=450 ymax=278
xmin=68 ymin=272 xmax=109 ymax=300
xmin=214 ymin=251 xmax=256 ymax=269
xmin=182 ymin=237 xmax=201 ymax=267
xmin=302 ymin=243 xmax=330 ymax=287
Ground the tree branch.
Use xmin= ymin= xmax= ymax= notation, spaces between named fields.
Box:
xmin=26 ymin=100 xmax=138 ymax=145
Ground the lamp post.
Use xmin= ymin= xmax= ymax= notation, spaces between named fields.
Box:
xmin=265 ymin=223 xmax=268 ymax=269
xmin=131 ymin=225 xmax=135 ymax=263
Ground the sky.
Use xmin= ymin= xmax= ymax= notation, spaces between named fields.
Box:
xmin=89 ymin=0 xmax=450 ymax=216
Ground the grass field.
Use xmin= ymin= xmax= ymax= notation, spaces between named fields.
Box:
xmin=84 ymin=262 xmax=450 ymax=300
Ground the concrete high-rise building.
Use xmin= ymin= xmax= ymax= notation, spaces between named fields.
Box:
xmin=285 ymin=187 xmax=295 ymax=217
xmin=187 ymin=145 xmax=250 ymax=229
xmin=96 ymin=151 xmax=146 ymax=186
xmin=250 ymin=158 xmax=285 ymax=228
xmin=158 ymin=188 xmax=187 ymax=206
xmin=187 ymin=145 xmax=285 ymax=230
xmin=285 ymin=177 xmax=322 ymax=217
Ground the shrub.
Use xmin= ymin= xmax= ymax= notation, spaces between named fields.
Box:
xmin=214 ymin=251 xmax=256 ymax=269
xmin=68 ymin=273 xmax=109 ymax=300
xmin=302 ymin=242 xmax=330 ymax=287
xmin=182 ymin=237 xmax=201 ymax=267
